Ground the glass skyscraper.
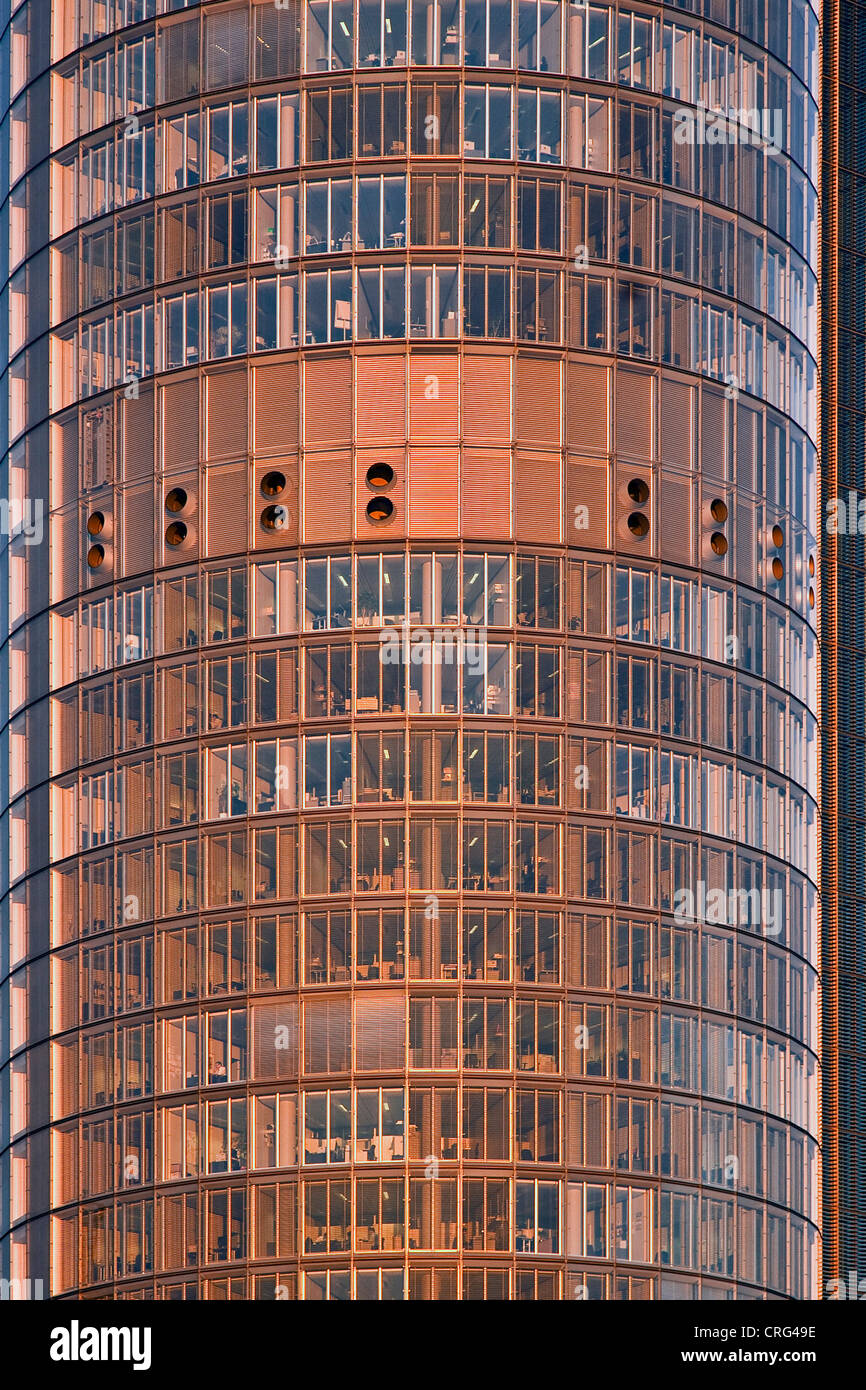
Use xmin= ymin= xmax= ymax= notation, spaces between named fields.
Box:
xmin=1 ymin=0 xmax=820 ymax=1300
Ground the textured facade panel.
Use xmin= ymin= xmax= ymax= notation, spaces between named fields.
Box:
xmin=701 ymin=387 xmax=729 ymax=487
xmin=253 ymin=457 xmax=300 ymax=547
xmin=461 ymin=447 xmax=512 ymax=540
xmin=616 ymin=368 xmax=655 ymax=461
xmin=123 ymin=387 xmax=155 ymax=481
xmin=161 ymin=376 xmax=200 ymax=470
xmin=566 ymin=456 xmax=609 ymax=550
xmin=462 ymin=354 xmax=512 ymax=444
xmin=567 ymin=361 xmax=610 ymax=454
xmin=206 ymin=369 xmax=249 ymax=459
xmin=408 ymin=447 xmax=459 ymax=535
xmin=355 ymin=445 xmax=406 ymax=537
xmin=516 ymin=356 xmax=561 ymax=447
xmin=50 ymin=506 xmax=79 ymax=605
xmin=408 ymin=354 xmax=459 ymax=442
xmin=254 ymin=361 xmax=301 ymax=454
xmin=660 ymin=378 xmax=695 ymax=472
xmin=355 ymin=355 xmax=406 ymax=444
xmin=514 ymin=451 xmax=562 ymax=544
xmin=207 ymin=463 xmax=250 ymax=554
xmin=659 ymin=473 xmax=694 ymax=565
xmin=53 ymin=415 xmax=78 ymax=508
xmin=303 ymin=355 xmax=352 ymax=446
xmin=303 ymin=451 xmax=353 ymax=543
xmin=122 ymin=483 xmax=155 ymax=578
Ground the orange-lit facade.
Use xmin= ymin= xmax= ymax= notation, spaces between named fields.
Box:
xmin=1 ymin=0 xmax=820 ymax=1300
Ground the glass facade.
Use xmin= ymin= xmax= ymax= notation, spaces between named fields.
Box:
xmin=822 ymin=0 xmax=864 ymax=1291
xmin=1 ymin=0 xmax=819 ymax=1300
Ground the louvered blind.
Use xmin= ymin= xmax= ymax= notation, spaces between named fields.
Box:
xmin=462 ymin=354 xmax=511 ymax=444
xmin=356 ymin=355 xmax=406 ymax=444
xmin=409 ymin=354 xmax=459 ymax=442
xmin=461 ymin=447 xmax=511 ymax=539
xmin=206 ymin=369 xmax=248 ymax=460
xmin=303 ymin=355 xmax=352 ymax=446
xmin=123 ymin=386 xmax=154 ymax=480
xmin=252 ymin=1000 xmax=299 ymax=1079
xmin=408 ymin=446 xmax=458 ymax=536
xmin=255 ymin=362 xmax=300 ymax=453
xmin=161 ymin=376 xmax=199 ymax=470
xmin=616 ymin=367 xmax=655 ymax=460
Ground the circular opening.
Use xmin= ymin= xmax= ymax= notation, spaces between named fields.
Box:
xmin=808 ymin=554 xmax=815 ymax=577
xmin=771 ymin=523 xmax=785 ymax=548
xmin=261 ymin=504 xmax=289 ymax=531
xmin=771 ymin=556 xmax=784 ymax=582
xmin=165 ymin=521 xmax=188 ymax=546
xmin=86 ymin=510 xmax=105 ymax=536
xmin=627 ymin=511 xmax=650 ymax=539
xmin=710 ymin=498 xmax=729 ymax=523
xmin=710 ymin=532 xmax=729 ymax=557
xmin=808 ymin=587 xmax=815 ymax=609
xmin=165 ymin=487 xmax=188 ymax=514
xmin=366 ymin=462 xmax=395 ymax=490
xmin=261 ymin=470 xmax=287 ymax=498
xmin=627 ymin=478 xmax=649 ymax=505
xmin=87 ymin=543 xmax=105 ymax=569
xmin=366 ymin=496 xmax=395 ymax=523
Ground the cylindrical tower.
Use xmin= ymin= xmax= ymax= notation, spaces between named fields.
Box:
xmin=1 ymin=0 xmax=820 ymax=1300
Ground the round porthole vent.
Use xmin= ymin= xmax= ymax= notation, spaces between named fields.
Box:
xmin=261 ymin=504 xmax=289 ymax=531
xmin=366 ymin=496 xmax=395 ymax=523
xmin=261 ymin=471 xmax=287 ymax=497
xmin=165 ymin=487 xmax=188 ymax=513
xmin=165 ymin=521 xmax=188 ymax=546
xmin=627 ymin=511 xmax=650 ymax=539
xmin=366 ymin=462 xmax=395 ymax=490
xmin=627 ymin=478 xmax=649 ymax=505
